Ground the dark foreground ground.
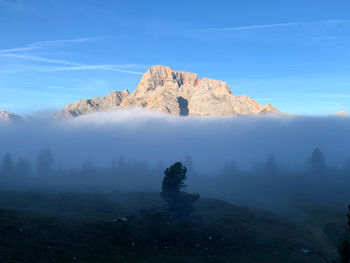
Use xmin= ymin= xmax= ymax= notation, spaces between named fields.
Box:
xmin=0 ymin=190 xmax=347 ymax=263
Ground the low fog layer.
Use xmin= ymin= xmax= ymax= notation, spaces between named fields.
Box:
xmin=0 ymin=109 xmax=350 ymax=212
xmin=1 ymin=109 xmax=349 ymax=170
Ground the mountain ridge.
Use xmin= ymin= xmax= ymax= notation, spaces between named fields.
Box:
xmin=332 ymin=110 xmax=349 ymax=117
xmin=0 ymin=110 xmax=23 ymax=123
xmin=59 ymin=65 xmax=283 ymax=118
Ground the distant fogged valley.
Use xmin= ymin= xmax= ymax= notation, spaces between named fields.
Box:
xmin=1 ymin=111 xmax=350 ymax=214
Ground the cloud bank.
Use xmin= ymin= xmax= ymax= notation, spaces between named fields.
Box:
xmin=1 ymin=109 xmax=349 ymax=172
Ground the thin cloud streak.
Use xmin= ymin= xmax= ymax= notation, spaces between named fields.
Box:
xmin=0 ymin=37 xmax=101 ymax=54
xmin=319 ymin=101 xmax=343 ymax=107
xmin=0 ymin=39 xmax=145 ymax=75
xmin=254 ymin=98 xmax=273 ymax=102
xmin=309 ymin=93 xmax=350 ymax=99
xmin=30 ymin=37 xmax=102 ymax=47
xmin=0 ymin=53 xmax=144 ymax=74
xmin=0 ymin=53 xmax=79 ymax=65
xmin=190 ymin=19 xmax=350 ymax=33
xmin=28 ymin=65 xmax=144 ymax=75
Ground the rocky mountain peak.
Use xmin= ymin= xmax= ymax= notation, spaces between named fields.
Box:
xmin=258 ymin=104 xmax=280 ymax=115
xmin=60 ymin=89 xmax=130 ymax=118
xmin=133 ymin=65 xmax=200 ymax=97
xmin=0 ymin=110 xmax=23 ymax=123
xmin=59 ymin=65 xmax=284 ymax=118
xmin=333 ymin=111 xmax=349 ymax=117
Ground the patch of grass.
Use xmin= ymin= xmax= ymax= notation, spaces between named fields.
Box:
xmin=0 ymin=190 xmax=345 ymax=262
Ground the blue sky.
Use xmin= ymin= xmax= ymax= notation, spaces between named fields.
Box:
xmin=0 ymin=0 xmax=349 ymax=115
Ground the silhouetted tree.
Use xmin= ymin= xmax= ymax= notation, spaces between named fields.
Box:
xmin=162 ymin=162 xmax=187 ymax=193
xmin=345 ymin=158 xmax=350 ymax=171
xmin=265 ymin=154 xmax=278 ymax=174
xmin=111 ymin=158 xmax=117 ymax=169
xmin=1 ymin=153 xmax=13 ymax=177
xmin=37 ymin=148 xmax=54 ymax=176
xmin=15 ymin=158 xmax=32 ymax=177
xmin=117 ymin=155 xmax=126 ymax=174
xmin=222 ymin=160 xmax=237 ymax=176
xmin=82 ymin=160 xmax=94 ymax=172
xmin=81 ymin=160 xmax=96 ymax=177
xmin=310 ymin=148 xmax=327 ymax=172
xmin=161 ymin=162 xmax=199 ymax=218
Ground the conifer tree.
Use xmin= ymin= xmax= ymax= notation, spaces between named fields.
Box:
xmin=161 ymin=162 xmax=199 ymax=218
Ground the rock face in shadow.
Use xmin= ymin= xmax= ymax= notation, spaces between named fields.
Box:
xmin=177 ymin=97 xmax=189 ymax=116
xmin=59 ymin=65 xmax=283 ymax=118
xmin=0 ymin=110 xmax=23 ymax=123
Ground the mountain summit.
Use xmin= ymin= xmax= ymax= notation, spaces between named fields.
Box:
xmin=59 ymin=65 xmax=282 ymax=118
xmin=0 ymin=110 xmax=22 ymax=123
xmin=333 ymin=111 xmax=349 ymax=117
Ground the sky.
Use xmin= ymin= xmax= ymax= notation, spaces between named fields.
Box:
xmin=0 ymin=0 xmax=350 ymax=115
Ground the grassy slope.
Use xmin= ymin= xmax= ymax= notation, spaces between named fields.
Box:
xmin=0 ymin=191 xmax=346 ymax=263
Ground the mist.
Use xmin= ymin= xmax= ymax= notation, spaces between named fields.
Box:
xmin=1 ymin=109 xmax=350 ymax=169
xmin=1 ymin=109 xmax=350 ymax=213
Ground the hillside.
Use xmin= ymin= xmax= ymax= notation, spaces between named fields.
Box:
xmin=0 ymin=190 xmax=344 ymax=263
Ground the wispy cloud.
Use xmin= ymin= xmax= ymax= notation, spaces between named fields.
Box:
xmin=48 ymin=86 xmax=66 ymax=90
xmin=0 ymin=37 xmax=145 ymax=75
xmin=319 ymin=101 xmax=343 ymax=107
xmin=309 ymin=93 xmax=350 ymax=99
xmin=0 ymin=53 xmax=79 ymax=65
xmin=0 ymin=53 xmax=144 ymax=74
xmin=190 ymin=19 xmax=350 ymax=33
xmin=29 ymin=37 xmax=102 ymax=47
xmin=0 ymin=37 xmax=101 ymax=54
xmin=254 ymin=98 xmax=273 ymax=101
xmin=0 ymin=0 xmax=26 ymax=10
xmin=26 ymin=65 xmax=145 ymax=75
